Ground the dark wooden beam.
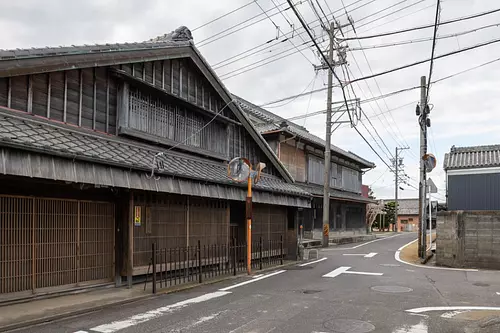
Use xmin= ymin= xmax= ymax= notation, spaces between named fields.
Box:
xmin=27 ymin=75 xmax=33 ymax=113
xmin=93 ymin=68 xmax=97 ymax=130
xmin=7 ymin=77 xmax=11 ymax=108
xmin=106 ymin=73 xmax=110 ymax=133
xmin=63 ymin=71 xmax=67 ymax=122
xmin=46 ymin=74 xmax=51 ymax=117
xmin=78 ymin=69 xmax=83 ymax=127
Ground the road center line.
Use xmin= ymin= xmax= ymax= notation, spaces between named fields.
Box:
xmin=219 ymin=270 xmax=286 ymax=291
xmin=406 ymin=306 xmax=500 ymax=314
xmin=90 ymin=291 xmax=231 ymax=333
xmin=299 ymin=257 xmax=327 ymax=266
xmin=344 ymin=271 xmax=383 ymax=276
xmin=324 ymin=233 xmax=402 ymax=251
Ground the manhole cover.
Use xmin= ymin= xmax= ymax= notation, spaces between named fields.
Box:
xmin=323 ymin=319 xmax=375 ymax=333
xmin=371 ymin=286 xmax=413 ymax=293
xmin=473 ymin=282 xmax=490 ymax=287
xmin=302 ymin=289 xmax=321 ymax=294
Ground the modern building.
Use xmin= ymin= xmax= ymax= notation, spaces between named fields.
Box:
xmin=0 ymin=26 xmax=311 ymax=300
xmin=381 ymin=198 xmax=437 ymax=232
xmin=235 ymin=96 xmax=376 ymax=239
xmin=444 ymin=144 xmax=500 ymax=210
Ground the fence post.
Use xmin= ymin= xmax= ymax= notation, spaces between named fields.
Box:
xmin=280 ymin=235 xmax=284 ymax=265
xmin=198 ymin=240 xmax=202 ymax=283
xmin=233 ymin=238 xmax=237 ymax=276
xmin=152 ymin=243 xmax=157 ymax=294
xmin=259 ymin=237 xmax=263 ymax=270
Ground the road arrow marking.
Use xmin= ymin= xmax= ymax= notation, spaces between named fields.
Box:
xmin=364 ymin=252 xmax=378 ymax=258
xmin=496 ymin=292 xmax=500 ymax=295
xmin=323 ymin=266 xmax=383 ymax=278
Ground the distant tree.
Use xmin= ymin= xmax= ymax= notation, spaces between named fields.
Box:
xmin=383 ymin=201 xmax=398 ymax=227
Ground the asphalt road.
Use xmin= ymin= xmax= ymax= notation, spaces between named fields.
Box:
xmin=12 ymin=233 xmax=500 ymax=333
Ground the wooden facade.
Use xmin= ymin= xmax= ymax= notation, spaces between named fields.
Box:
xmin=0 ymin=34 xmax=306 ymax=298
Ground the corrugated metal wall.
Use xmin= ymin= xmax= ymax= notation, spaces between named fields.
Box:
xmin=448 ymin=173 xmax=500 ymax=210
xmin=0 ymin=196 xmax=114 ymax=296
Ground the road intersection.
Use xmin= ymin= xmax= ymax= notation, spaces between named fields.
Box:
xmin=11 ymin=233 xmax=500 ymax=333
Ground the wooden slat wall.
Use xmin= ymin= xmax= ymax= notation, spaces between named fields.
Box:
xmin=189 ymin=197 xmax=227 ymax=247
xmin=0 ymin=195 xmax=114 ymax=296
xmin=0 ymin=70 xmax=118 ymax=135
xmin=133 ymin=194 xmax=187 ymax=268
xmin=279 ymin=142 xmax=306 ymax=182
xmin=132 ymin=194 xmax=228 ymax=268
xmin=0 ymin=196 xmax=33 ymax=294
xmin=79 ymin=201 xmax=115 ymax=283
xmin=252 ymin=204 xmax=286 ymax=243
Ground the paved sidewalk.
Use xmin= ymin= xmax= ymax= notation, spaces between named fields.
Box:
xmin=0 ymin=285 xmax=150 ymax=332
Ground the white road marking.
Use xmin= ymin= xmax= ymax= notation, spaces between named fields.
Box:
xmin=393 ymin=321 xmax=428 ymax=333
xmin=219 ymin=270 xmax=286 ymax=291
xmin=325 ymin=234 xmax=402 ymax=251
xmin=252 ymin=274 xmax=264 ymax=278
xmin=168 ymin=311 xmax=227 ymax=332
xmin=344 ymin=271 xmax=383 ymax=276
xmin=299 ymin=257 xmax=327 ymax=266
xmin=496 ymin=292 xmax=500 ymax=295
xmin=323 ymin=266 xmax=351 ymax=278
xmin=394 ymin=239 xmax=479 ymax=272
xmin=342 ymin=252 xmax=377 ymax=258
xmin=323 ymin=266 xmax=383 ymax=278
xmin=73 ymin=331 xmax=88 ymax=333
xmin=406 ymin=306 xmax=500 ymax=314
xmin=441 ymin=310 xmax=468 ymax=319
xmin=380 ymin=264 xmax=400 ymax=267
xmin=90 ymin=291 xmax=231 ymax=333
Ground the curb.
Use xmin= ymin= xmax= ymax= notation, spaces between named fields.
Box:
xmin=0 ymin=261 xmax=299 ymax=332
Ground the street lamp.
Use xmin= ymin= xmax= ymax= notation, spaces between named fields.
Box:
xmin=227 ymin=157 xmax=266 ymax=275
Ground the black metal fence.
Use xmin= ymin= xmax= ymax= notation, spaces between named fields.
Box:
xmin=146 ymin=236 xmax=284 ymax=294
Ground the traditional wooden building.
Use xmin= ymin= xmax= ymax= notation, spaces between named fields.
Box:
xmin=0 ymin=27 xmax=310 ymax=300
xmin=236 ymin=97 xmax=375 ymax=238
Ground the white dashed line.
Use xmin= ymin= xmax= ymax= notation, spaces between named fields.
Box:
xmin=407 ymin=306 xmax=500 ymax=314
xmin=299 ymin=257 xmax=327 ymax=266
xmin=219 ymin=270 xmax=286 ymax=291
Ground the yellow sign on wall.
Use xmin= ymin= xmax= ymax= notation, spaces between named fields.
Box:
xmin=134 ymin=206 xmax=142 ymax=226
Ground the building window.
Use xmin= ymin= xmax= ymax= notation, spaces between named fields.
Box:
xmin=409 ymin=218 xmax=413 ymax=222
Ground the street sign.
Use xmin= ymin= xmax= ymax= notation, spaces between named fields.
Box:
xmin=423 ymin=153 xmax=437 ymax=173
xmin=427 ymin=178 xmax=438 ymax=193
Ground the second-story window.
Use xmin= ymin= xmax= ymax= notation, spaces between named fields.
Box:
xmin=128 ymin=88 xmax=228 ymax=156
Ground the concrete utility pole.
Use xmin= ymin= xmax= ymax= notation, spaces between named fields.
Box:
xmin=417 ymin=76 xmax=428 ymax=259
xmin=322 ymin=21 xmax=335 ymax=248
xmin=393 ymin=147 xmax=408 ymax=232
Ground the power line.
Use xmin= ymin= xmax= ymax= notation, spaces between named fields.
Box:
xmin=358 ymin=3 xmax=434 ymax=33
xmin=350 ymin=23 xmax=500 ymax=51
xmin=192 ymin=1 xmax=255 ymax=32
xmin=253 ymin=0 xmax=315 ymax=66
xmin=267 ymin=74 xmax=318 ymax=108
xmin=340 ymin=7 xmax=500 ymax=41
xmin=260 ymin=36 xmax=500 ymax=105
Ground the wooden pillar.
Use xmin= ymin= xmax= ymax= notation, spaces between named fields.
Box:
xmin=127 ymin=192 xmax=134 ymax=288
xmin=186 ymin=197 xmax=190 ymax=247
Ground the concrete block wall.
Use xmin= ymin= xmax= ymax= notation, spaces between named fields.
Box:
xmin=436 ymin=211 xmax=500 ymax=269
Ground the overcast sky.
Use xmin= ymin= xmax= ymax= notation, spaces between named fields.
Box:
xmin=2 ymin=0 xmax=499 ymax=202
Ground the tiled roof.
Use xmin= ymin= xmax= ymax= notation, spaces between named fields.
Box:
xmin=0 ymin=27 xmax=192 ymax=61
xmin=0 ymin=109 xmax=309 ymax=197
xmin=443 ymin=145 xmax=500 ymax=170
xmin=234 ymin=96 xmax=375 ymax=169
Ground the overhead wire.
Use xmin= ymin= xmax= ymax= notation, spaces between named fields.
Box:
xmin=340 ymin=7 xmax=500 ymax=41
xmin=191 ymin=1 xmax=255 ymax=32
xmin=426 ymin=0 xmax=442 ymax=102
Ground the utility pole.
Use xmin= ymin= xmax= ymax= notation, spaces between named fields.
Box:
xmin=321 ymin=21 xmax=335 ymax=248
xmin=393 ymin=147 xmax=408 ymax=232
xmin=417 ymin=76 xmax=429 ymax=259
